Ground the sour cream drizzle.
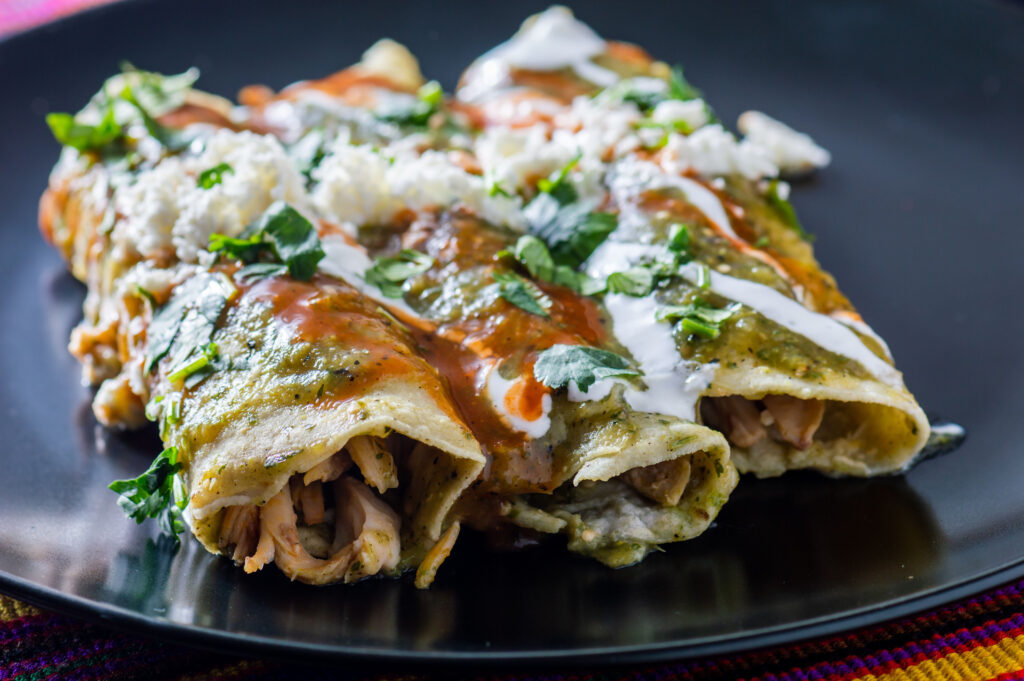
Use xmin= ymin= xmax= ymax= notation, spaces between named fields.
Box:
xmin=318 ymin=235 xmax=424 ymax=323
xmin=320 ymin=236 xmax=556 ymax=438
xmin=570 ymin=291 xmax=715 ymax=421
xmin=486 ymin=363 xmax=553 ymax=438
xmin=677 ymin=263 xmax=900 ymax=386
xmin=459 ymin=6 xmax=618 ymax=102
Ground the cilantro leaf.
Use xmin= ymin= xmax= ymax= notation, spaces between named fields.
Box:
xmin=534 ymin=344 xmax=641 ymax=392
xmin=209 ymin=202 xmax=325 ymax=281
xmin=504 ymin=234 xmax=605 ymax=296
xmin=46 ymin=106 xmax=123 ymax=152
xmin=524 ymin=193 xmax=617 ymax=269
xmin=197 ymin=162 xmax=232 ymax=189
xmin=119 ymin=85 xmax=192 ymax=152
xmin=108 ymin=446 xmax=187 ymax=544
xmin=606 ymin=267 xmax=655 ymax=296
xmin=364 ymin=249 xmax=434 ymax=298
xmin=47 ymin=66 xmax=199 ymax=155
xmin=765 ymin=180 xmax=814 ymax=242
xmin=289 ymin=128 xmax=327 ymax=182
xmin=493 ymin=271 xmax=551 ymax=317
xmin=513 ymin=235 xmax=554 ymax=281
xmin=236 ymin=262 xmax=288 ymax=282
xmin=656 ymin=299 xmax=741 ymax=339
xmin=668 ymin=65 xmax=702 ymax=102
xmin=375 ymin=80 xmax=444 ymax=127
xmin=145 ymin=272 xmax=234 ymax=373
xmin=536 ymin=152 xmax=582 ymax=205
xmin=257 ymin=203 xmax=325 ymax=280
xmin=667 ymin=223 xmax=692 ymax=253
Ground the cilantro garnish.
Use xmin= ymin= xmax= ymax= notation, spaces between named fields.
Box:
xmin=46 ymin=66 xmax=199 ymax=155
xmin=375 ymin=80 xmax=444 ymax=127
xmin=524 ymin=194 xmax=617 ymax=269
xmin=534 ymin=344 xmax=641 ymax=392
xmin=765 ymin=180 xmax=814 ymax=242
xmin=46 ymin=106 xmax=123 ymax=152
xmin=289 ymin=128 xmax=327 ymax=183
xmin=668 ymin=223 xmax=692 ymax=254
xmin=364 ymin=249 xmax=434 ymax=298
xmin=492 ymin=271 xmax=551 ymax=317
xmin=668 ymin=65 xmax=702 ymax=102
xmin=501 ymin=235 xmax=603 ymax=295
xmin=108 ymin=446 xmax=187 ymax=544
xmin=209 ymin=202 xmax=325 ymax=281
xmin=145 ymin=271 xmax=235 ymax=374
xmin=606 ymin=267 xmax=655 ymax=297
xmin=656 ymin=299 xmax=741 ymax=340
xmin=511 ymin=235 xmax=554 ymax=281
xmin=536 ymin=152 xmax=582 ymax=204
xmin=197 ymin=163 xmax=233 ymax=189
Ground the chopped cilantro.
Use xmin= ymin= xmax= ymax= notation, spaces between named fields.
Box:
xmin=46 ymin=106 xmax=123 ymax=152
xmin=524 ymin=193 xmax=617 ymax=269
xmin=145 ymin=272 xmax=234 ymax=374
xmin=656 ymin=299 xmax=741 ymax=340
xmin=504 ymin=234 xmax=604 ymax=296
xmin=290 ymin=128 xmax=327 ymax=182
xmin=46 ymin=65 xmax=199 ymax=155
xmin=696 ymin=263 xmax=712 ymax=290
xmin=375 ymin=80 xmax=444 ymax=127
xmin=513 ymin=235 xmax=554 ymax=281
xmin=536 ymin=152 xmax=581 ymax=204
xmin=108 ymin=446 xmax=187 ymax=544
xmin=668 ymin=65 xmax=702 ymax=102
xmin=364 ymin=249 xmax=434 ymax=298
xmin=209 ymin=202 xmax=325 ymax=281
xmin=167 ymin=341 xmax=218 ymax=384
xmin=606 ymin=267 xmax=655 ymax=296
xmin=492 ymin=271 xmax=551 ymax=317
xmin=667 ymin=223 xmax=692 ymax=253
xmin=236 ymin=262 xmax=288 ymax=282
xmin=488 ymin=180 xmax=512 ymax=198
xmin=197 ymin=162 xmax=232 ymax=189
xmin=765 ymin=180 xmax=814 ymax=241
xmin=534 ymin=344 xmax=641 ymax=392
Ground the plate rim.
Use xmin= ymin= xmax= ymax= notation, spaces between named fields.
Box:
xmin=3 ymin=559 xmax=1024 ymax=667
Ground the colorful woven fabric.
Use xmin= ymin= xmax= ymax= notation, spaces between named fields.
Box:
xmin=3 ymin=580 xmax=1024 ymax=680
xmin=0 ymin=0 xmax=119 ymax=38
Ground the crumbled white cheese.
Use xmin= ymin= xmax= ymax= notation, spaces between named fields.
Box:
xmin=311 ymin=143 xmax=395 ymax=227
xmin=661 ymin=124 xmax=779 ymax=180
xmin=474 ymin=125 xmax=578 ymax=193
xmin=737 ymin=110 xmax=831 ymax=175
xmin=313 ymin=143 xmax=526 ymax=230
xmin=651 ymin=98 xmax=711 ymax=131
xmin=114 ymin=129 xmax=314 ymax=263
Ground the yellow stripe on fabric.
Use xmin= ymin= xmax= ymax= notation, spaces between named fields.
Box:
xmin=0 ymin=594 xmax=40 ymax=621
xmin=850 ymin=634 xmax=1024 ymax=681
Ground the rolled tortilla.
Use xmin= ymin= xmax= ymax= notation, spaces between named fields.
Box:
xmin=39 ymin=83 xmax=485 ymax=585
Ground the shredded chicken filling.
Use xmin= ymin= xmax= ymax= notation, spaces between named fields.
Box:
xmin=702 ymin=395 xmax=826 ymax=451
xmin=216 ymin=435 xmax=464 ymax=586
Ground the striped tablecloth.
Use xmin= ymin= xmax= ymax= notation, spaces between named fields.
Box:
xmin=3 ymin=2 xmax=1024 ymax=680
xmin=3 ymin=580 xmax=1024 ymax=680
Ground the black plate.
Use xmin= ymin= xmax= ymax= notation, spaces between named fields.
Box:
xmin=1 ymin=0 xmax=1022 ymax=667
